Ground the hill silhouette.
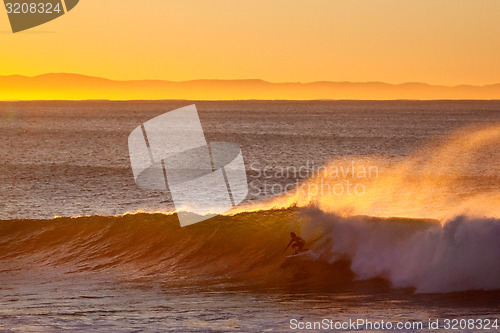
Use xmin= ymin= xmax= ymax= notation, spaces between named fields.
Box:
xmin=1 ymin=73 xmax=499 ymax=100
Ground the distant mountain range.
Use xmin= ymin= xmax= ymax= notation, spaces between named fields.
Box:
xmin=0 ymin=73 xmax=499 ymax=100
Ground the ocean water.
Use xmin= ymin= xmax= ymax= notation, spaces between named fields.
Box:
xmin=0 ymin=100 xmax=499 ymax=332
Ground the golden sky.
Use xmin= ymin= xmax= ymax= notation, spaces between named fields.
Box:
xmin=1 ymin=0 xmax=499 ymax=85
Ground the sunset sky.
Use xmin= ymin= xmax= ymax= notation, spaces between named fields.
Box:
xmin=1 ymin=0 xmax=499 ymax=85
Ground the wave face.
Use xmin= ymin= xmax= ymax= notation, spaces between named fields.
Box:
xmin=1 ymin=209 xmax=499 ymax=294
xmin=0 ymin=210 xmax=354 ymax=288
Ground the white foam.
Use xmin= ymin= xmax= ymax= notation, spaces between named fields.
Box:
xmin=303 ymin=209 xmax=500 ymax=293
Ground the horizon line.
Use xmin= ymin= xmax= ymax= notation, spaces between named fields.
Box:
xmin=2 ymin=72 xmax=500 ymax=88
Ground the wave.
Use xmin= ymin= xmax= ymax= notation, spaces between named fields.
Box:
xmin=251 ymin=123 xmax=500 ymax=220
xmin=0 ymin=209 xmax=348 ymax=285
xmin=1 ymin=208 xmax=499 ymax=294
xmin=1 ymin=124 xmax=499 ymax=293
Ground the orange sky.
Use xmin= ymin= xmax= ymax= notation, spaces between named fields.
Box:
xmin=1 ymin=0 xmax=499 ymax=85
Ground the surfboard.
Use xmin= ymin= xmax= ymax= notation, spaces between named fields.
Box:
xmin=286 ymin=249 xmax=312 ymax=258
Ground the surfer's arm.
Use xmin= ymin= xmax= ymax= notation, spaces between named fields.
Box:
xmin=285 ymin=240 xmax=293 ymax=250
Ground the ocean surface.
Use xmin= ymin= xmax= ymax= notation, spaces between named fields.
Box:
xmin=0 ymin=100 xmax=499 ymax=332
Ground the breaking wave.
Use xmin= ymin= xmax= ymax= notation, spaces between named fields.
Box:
xmin=1 ymin=124 xmax=499 ymax=294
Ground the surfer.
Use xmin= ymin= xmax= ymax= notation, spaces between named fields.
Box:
xmin=285 ymin=232 xmax=306 ymax=255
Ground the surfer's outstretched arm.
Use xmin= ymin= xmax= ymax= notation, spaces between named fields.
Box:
xmin=285 ymin=240 xmax=293 ymax=250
